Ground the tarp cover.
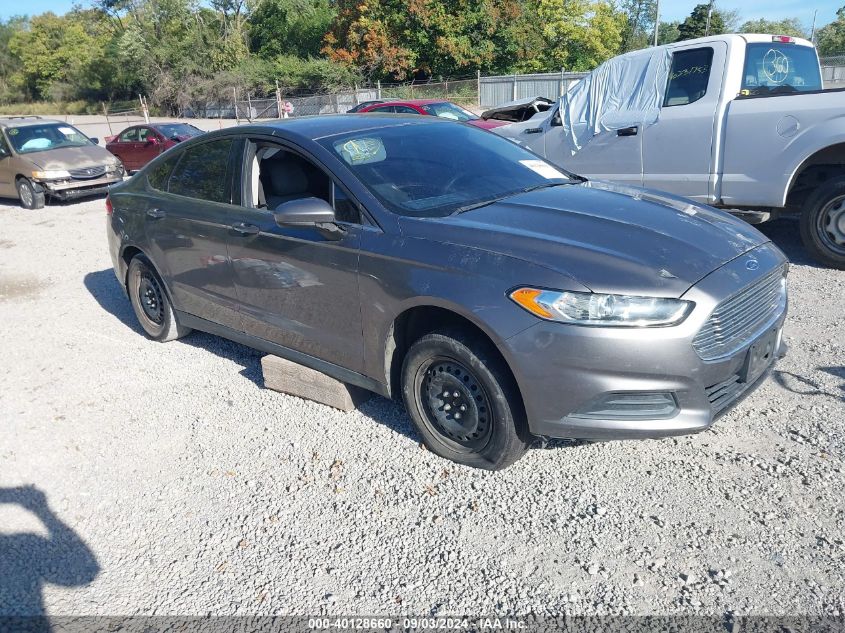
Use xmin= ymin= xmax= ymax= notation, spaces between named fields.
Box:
xmin=561 ymin=47 xmax=672 ymax=155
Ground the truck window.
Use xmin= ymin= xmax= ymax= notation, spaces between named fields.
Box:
xmin=741 ymin=43 xmax=822 ymax=95
xmin=664 ymin=48 xmax=714 ymax=107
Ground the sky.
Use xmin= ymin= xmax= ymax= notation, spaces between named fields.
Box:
xmin=0 ymin=0 xmax=841 ymax=27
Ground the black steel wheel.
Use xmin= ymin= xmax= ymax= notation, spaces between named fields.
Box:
xmin=800 ymin=176 xmax=845 ymax=270
xmin=401 ymin=328 xmax=530 ymax=470
xmin=127 ymin=254 xmax=191 ymax=342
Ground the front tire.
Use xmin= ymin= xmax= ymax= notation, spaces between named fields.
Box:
xmin=16 ymin=178 xmax=45 ymax=210
xmin=127 ymin=255 xmax=191 ymax=342
xmin=401 ymin=328 xmax=530 ymax=470
xmin=800 ymin=176 xmax=845 ymax=270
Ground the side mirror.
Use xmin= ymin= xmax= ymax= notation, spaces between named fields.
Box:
xmin=0 ymin=146 xmax=9 ymax=158
xmin=273 ymin=197 xmax=336 ymax=226
xmin=147 ymin=137 xmax=160 ymax=145
xmin=89 ymin=137 xmax=100 ymax=145
xmin=550 ymin=111 xmax=562 ymax=127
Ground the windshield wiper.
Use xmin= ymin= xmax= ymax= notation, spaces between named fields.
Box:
xmin=452 ymin=179 xmax=583 ymax=215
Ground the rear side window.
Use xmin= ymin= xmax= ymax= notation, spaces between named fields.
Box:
xmin=147 ymin=155 xmax=179 ymax=191
xmin=119 ymin=128 xmax=139 ymax=142
xmin=741 ymin=43 xmax=822 ymax=95
xmin=664 ymin=48 xmax=714 ymax=107
xmin=168 ymin=139 xmax=233 ymax=203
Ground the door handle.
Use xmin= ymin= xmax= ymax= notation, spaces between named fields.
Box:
xmin=617 ymin=126 xmax=638 ymax=137
xmin=146 ymin=207 xmax=166 ymax=219
xmin=524 ymin=127 xmax=543 ymax=134
xmin=231 ymin=222 xmax=260 ymax=236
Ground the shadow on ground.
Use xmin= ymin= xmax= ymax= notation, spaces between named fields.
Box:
xmin=82 ymin=268 xmax=421 ymax=442
xmin=754 ymin=216 xmax=817 ymax=267
xmin=0 ymin=486 xmax=99 ymax=629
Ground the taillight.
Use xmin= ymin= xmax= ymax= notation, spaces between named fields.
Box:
xmin=105 ymin=195 xmax=113 ymax=216
xmin=772 ymin=35 xmax=795 ymax=43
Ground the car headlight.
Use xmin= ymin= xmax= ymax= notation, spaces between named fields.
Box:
xmin=31 ymin=169 xmax=70 ymax=180
xmin=509 ymin=287 xmax=694 ymax=327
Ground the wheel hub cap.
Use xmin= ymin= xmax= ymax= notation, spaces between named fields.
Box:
xmin=821 ymin=196 xmax=845 ymax=251
xmin=420 ymin=360 xmax=491 ymax=449
xmin=138 ymin=274 xmax=164 ymax=324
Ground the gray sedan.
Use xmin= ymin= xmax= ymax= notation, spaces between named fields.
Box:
xmin=106 ymin=115 xmax=787 ymax=469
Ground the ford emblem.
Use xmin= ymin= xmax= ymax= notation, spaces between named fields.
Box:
xmin=746 ymin=259 xmax=759 ymax=271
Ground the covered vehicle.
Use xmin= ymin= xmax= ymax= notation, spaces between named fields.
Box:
xmin=357 ymin=99 xmax=509 ymax=130
xmin=0 ymin=116 xmax=124 ymax=209
xmin=494 ymin=34 xmax=845 ymax=268
xmin=106 ymin=122 xmax=204 ymax=172
xmin=481 ymin=96 xmax=555 ymax=123
xmin=107 ymin=115 xmax=787 ymax=470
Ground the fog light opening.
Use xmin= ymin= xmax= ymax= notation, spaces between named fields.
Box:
xmin=568 ymin=392 xmax=679 ymax=421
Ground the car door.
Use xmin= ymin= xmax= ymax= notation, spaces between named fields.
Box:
xmin=0 ymin=132 xmax=14 ymax=197
xmin=641 ymin=43 xmax=726 ymax=203
xmin=136 ymin=127 xmax=163 ymax=168
xmin=142 ymin=138 xmax=242 ymax=330
xmin=225 ymin=139 xmax=365 ymax=372
xmin=541 ymin=104 xmax=644 ymax=187
xmin=112 ymin=127 xmax=141 ymax=170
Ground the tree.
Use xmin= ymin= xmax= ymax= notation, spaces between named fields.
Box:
xmin=249 ymin=0 xmax=335 ymax=59
xmin=0 ymin=17 xmax=28 ymax=103
xmin=817 ymin=8 xmax=845 ymax=55
xmin=740 ymin=18 xmax=806 ymax=38
xmin=620 ymin=0 xmax=657 ymax=51
xmin=676 ymin=3 xmax=726 ymax=41
xmin=656 ymin=20 xmax=680 ymax=45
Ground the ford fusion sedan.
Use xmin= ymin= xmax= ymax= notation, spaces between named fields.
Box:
xmin=106 ymin=115 xmax=787 ymax=469
xmin=0 ymin=117 xmax=124 ymax=209
xmin=105 ymin=122 xmax=204 ymax=172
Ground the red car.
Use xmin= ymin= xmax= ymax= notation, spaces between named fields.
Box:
xmin=356 ymin=99 xmax=509 ymax=130
xmin=105 ymin=122 xmax=204 ymax=172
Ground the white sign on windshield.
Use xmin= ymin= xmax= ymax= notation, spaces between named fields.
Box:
xmin=520 ymin=159 xmax=567 ymax=180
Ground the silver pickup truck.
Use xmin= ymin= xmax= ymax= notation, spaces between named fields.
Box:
xmin=494 ymin=34 xmax=845 ymax=269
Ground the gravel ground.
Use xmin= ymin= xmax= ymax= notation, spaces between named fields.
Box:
xmin=0 ymin=196 xmax=843 ymax=618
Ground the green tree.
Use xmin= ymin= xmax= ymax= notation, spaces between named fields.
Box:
xmin=249 ymin=0 xmax=335 ymax=59
xmin=676 ymin=3 xmax=726 ymax=41
xmin=817 ymin=8 xmax=845 ymax=55
xmin=0 ymin=17 xmax=28 ymax=102
xmin=620 ymin=0 xmax=657 ymax=51
xmin=740 ymin=18 xmax=806 ymax=38
xmin=656 ymin=20 xmax=680 ymax=45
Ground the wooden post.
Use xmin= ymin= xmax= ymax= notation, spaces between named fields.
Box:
xmin=353 ymin=83 xmax=359 ymax=106
xmin=275 ymin=80 xmax=283 ymax=119
xmin=261 ymin=355 xmax=370 ymax=412
xmin=101 ymin=102 xmax=113 ymax=135
xmin=477 ymin=69 xmax=481 ymax=109
xmin=513 ymin=73 xmax=518 ymax=101
xmin=233 ymin=87 xmax=239 ymax=124
xmin=377 ymin=80 xmax=382 ymax=99
xmin=246 ymin=92 xmax=253 ymax=122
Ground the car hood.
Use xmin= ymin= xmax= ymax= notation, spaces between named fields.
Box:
xmin=400 ymin=181 xmax=769 ymax=297
xmin=467 ymin=118 xmax=510 ymax=130
xmin=30 ymin=145 xmax=120 ymax=170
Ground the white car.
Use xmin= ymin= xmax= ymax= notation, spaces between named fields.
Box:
xmin=495 ymin=34 xmax=845 ymax=269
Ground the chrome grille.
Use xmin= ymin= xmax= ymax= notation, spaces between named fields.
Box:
xmin=69 ymin=165 xmax=107 ymax=179
xmin=693 ymin=266 xmax=787 ymax=361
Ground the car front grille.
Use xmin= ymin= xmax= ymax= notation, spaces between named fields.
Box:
xmin=693 ymin=265 xmax=787 ymax=361
xmin=69 ymin=165 xmax=107 ymax=179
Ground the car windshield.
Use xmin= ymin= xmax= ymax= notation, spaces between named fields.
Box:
xmin=420 ymin=102 xmax=478 ymax=121
xmin=157 ymin=123 xmax=202 ymax=138
xmin=742 ymin=43 xmax=822 ymax=95
xmin=6 ymin=123 xmax=93 ymax=154
xmin=321 ymin=122 xmax=580 ymax=218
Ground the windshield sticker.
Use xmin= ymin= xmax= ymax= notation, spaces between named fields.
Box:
xmin=58 ymin=126 xmax=77 ymax=136
xmin=520 ymin=159 xmax=566 ymax=180
xmin=763 ymin=49 xmax=789 ymax=84
xmin=334 ymin=137 xmax=386 ymax=165
xmin=8 ymin=128 xmax=18 ymax=135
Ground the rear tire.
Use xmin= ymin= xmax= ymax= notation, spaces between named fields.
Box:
xmin=16 ymin=178 xmax=45 ymax=210
xmin=401 ymin=328 xmax=530 ymax=470
xmin=800 ymin=176 xmax=845 ymax=270
xmin=127 ymin=255 xmax=191 ymax=342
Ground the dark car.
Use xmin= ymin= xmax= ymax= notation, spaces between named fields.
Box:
xmin=357 ymin=99 xmax=509 ymax=130
xmin=105 ymin=122 xmax=204 ymax=172
xmin=107 ymin=116 xmax=788 ymax=470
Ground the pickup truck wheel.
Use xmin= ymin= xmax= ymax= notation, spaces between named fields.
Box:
xmin=16 ymin=178 xmax=45 ymax=210
xmin=127 ymin=255 xmax=191 ymax=342
xmin=800 ymin=177 xmax=845 ymax=270
xmin=401 ymin=328 xmax=530 ymax=470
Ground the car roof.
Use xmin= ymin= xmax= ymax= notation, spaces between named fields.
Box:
xmin=0 ymin=116 xmax=65 ymax=129
xmin=369 ymin=99 xmax=446 ymax=107
xmin=211 ymin=113 xmax=452 ymax=142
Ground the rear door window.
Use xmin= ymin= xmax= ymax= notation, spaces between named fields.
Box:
xmin=741 ymin=43 xmax=822 ymax=95
xmin=168 ymin=139 xmax=234 ymax=203
xmin=664 ymin=48 xmax=714 ymax=107
xmin=119 ymin=128 xmax=139 ymax=142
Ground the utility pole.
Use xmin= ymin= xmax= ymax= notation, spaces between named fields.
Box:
xmin=653 ymin=0 xmax=660 ymax=46
xmin=810 ymin=9 xmax=818 ymax=44
xmin=705 ymin=0 xmax=714 ymax=36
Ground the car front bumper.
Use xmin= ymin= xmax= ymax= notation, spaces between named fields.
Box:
xmin=503 ymin=243 xmax=788 ymax=441
xmin=37 ymin=175 xmax=124 ymax=200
